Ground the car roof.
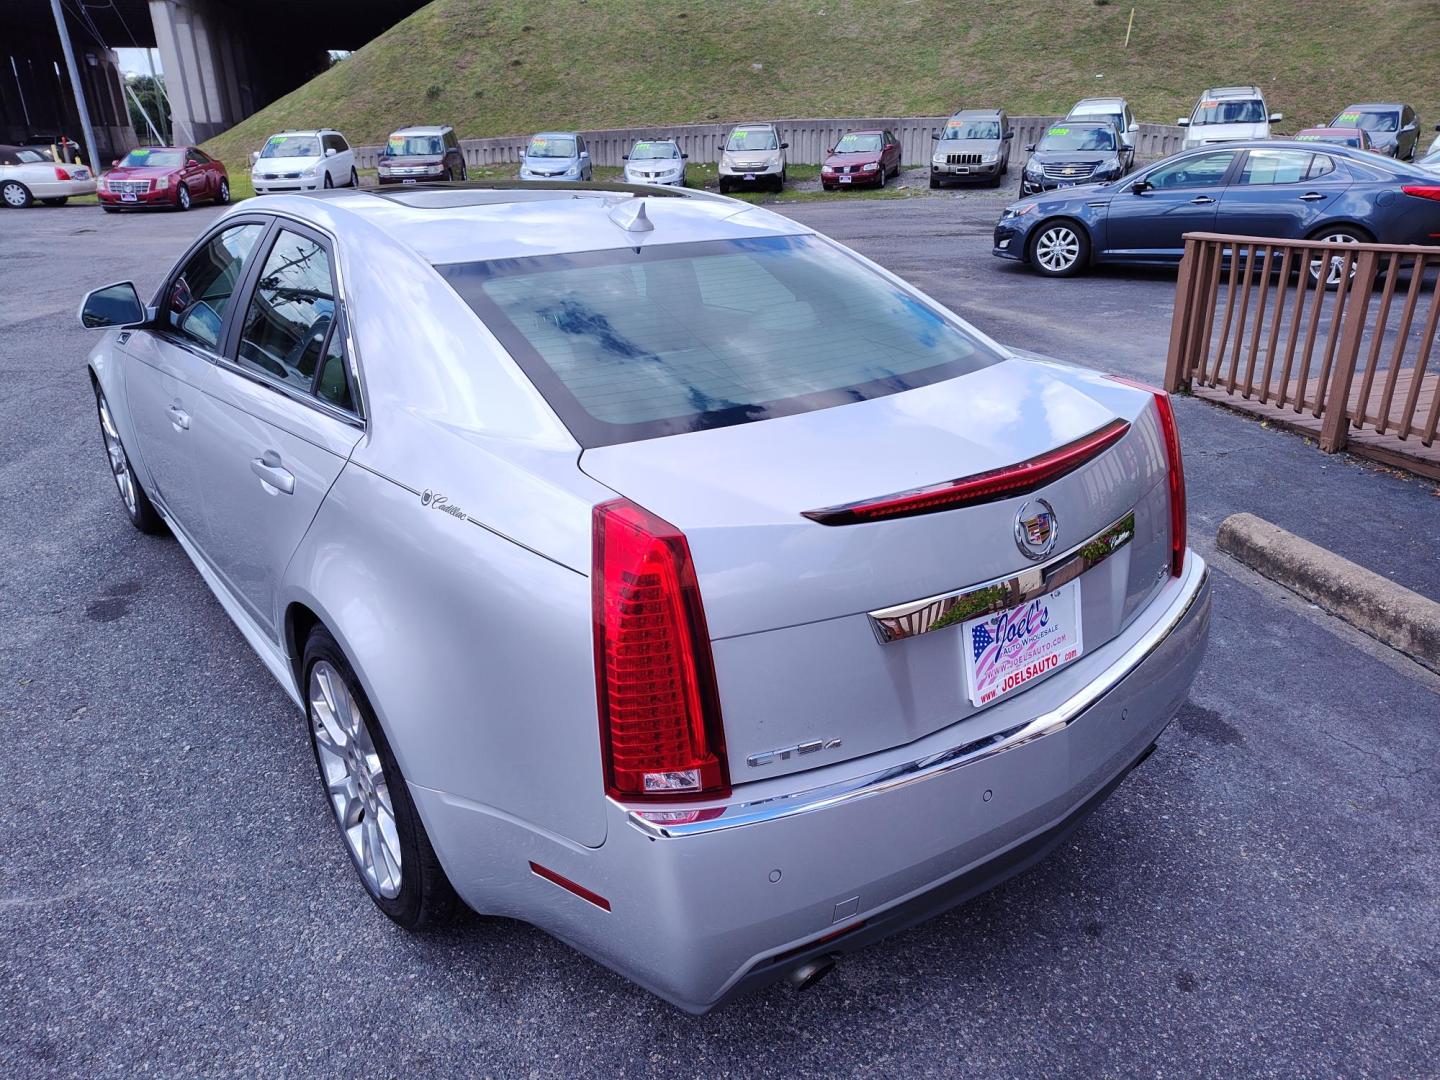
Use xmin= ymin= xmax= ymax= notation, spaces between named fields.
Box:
xmin=841 ymin=129 xmax=885 ymax=136
xmin=1071 ymin=97 xmax=1125 ymax=109
xmin=1336 ymin=102 xmax=1405 ymax=111
xmin=1297 ymin=127 xmax=1364 ymax=135
xmin=272 ymin=129 xmax=339 ymax=136
xmin=1050 ymin=119 xmax=1116 ymax=129
xmin=531 ymin=131 xmax=579 ymax=138
xmin=249 ymin=184 xmax=812 ymax=266
xmin=949 ymin=108 xmax=1003 ymax=118
xmin=1201 ymin=86 xmax=1263 ymax=99
xmin=730 ymin=121 xmax=777 ymax=128
xmin=391 ymin=125 xmax=450 ymax=135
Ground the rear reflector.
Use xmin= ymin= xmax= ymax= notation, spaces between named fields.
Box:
xmin=1106 ymin=375 xmax=1186 ymax=575
xmin=593 ymin=498 xmax=730 ymax=802
xmin=1401 ymin=185 xmax=1440 ymax=202
xmin=802 ymin=419 xmax=1131 ymax=526
xmin=529 ymin=862 xmax=611 ymax=911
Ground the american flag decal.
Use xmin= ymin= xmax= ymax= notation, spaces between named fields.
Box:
xmin=971 ymin=623 xmax=993 ymax=660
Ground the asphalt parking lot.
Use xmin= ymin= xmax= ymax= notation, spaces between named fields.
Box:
xmin=2 ymin=195 xmax=1438 ymax=1078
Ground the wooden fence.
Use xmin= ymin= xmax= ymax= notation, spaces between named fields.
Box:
xmin=1164 ymin=232 xmax=1440 ymax=479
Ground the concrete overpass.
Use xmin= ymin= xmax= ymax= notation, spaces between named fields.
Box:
xmin=3 ymin=0 xmax=423 ymax=165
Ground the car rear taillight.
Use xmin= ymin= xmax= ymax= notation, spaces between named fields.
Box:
xmin=1401 ymin=185 xmax=1440 ymax=202
xmin=54 ymin=166 xmax=72 ymax=181
xmin=593 ymin=498 xmax=729 ymax=801
xmin=1107 ymin=375 xmax=1186 ymax=576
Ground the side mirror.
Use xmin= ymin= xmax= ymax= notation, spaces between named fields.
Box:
xmin=681 ymin=153 xmax=689 ymax=159
xmin=325 ymin=147 xmax=337 ymax=157
xmin=780 ymin=142 xmax=789 ymax=149
xmin=110 ymin=159 xmax=119 ymax=167
xmin=1177 ymin=118 xmax=1190 ymax=127
xmin=1003 ymin=130 xmax=1014 ymax=140
xmin=1122 ymin=139 xmax=1136 ymax=151
xmin=1269 ymin=112 xmax=1283 ymax=123
xmin=1402 ymin=122 xmax=1417 ymax=132
xmin=1128 ymin=122 xmax=1139 ymax=132
xmin=1131 ymin=179 xmax=1152 ymax=195
xmin=79 ymin=281 xmax=146 ymax=329
xmin=580 ymin=150 xmax=589 ymax=158
xmin=1024 ymin=144 xmax=1036 ymax=153
xmin=622 ymin=154 xmax=629 ymax=159
xmin=827 ymin=146 xmax=835 ymax=154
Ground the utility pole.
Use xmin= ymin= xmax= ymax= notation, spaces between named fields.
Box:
xmin=47 ymin=0 xmax=102 ymax=171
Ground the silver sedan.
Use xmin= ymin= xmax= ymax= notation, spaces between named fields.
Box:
xmin=77 ymin=180 xmax=1210 ymax=1013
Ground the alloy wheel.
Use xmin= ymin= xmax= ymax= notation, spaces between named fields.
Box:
xmin=1309 ymin=232 xmax=1362 ymax=287
xmin=1035 ymin=225 xmax=1081 ymax=273
xmin=309 ymin=660 xmax=402 ymax=899
xmin=98 ymin=393 xmax=138 ymax=516
xmin=176 ymin=184 xmax=190 ymax=210
xmin=217 ymin=179 xmax=230 ymax=204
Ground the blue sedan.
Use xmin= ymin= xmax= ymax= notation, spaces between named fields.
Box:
xmin=993 ymin=141 xmax=1440 ymax=277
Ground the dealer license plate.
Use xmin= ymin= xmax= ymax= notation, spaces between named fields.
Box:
xmin=120 ymin=193 xmax=137 ymax=202
xmin=961 ymin=580 xmax=1084 ymax=707
xmin=743 ymin=172 xmax=756 ymax=180
xmin=839 ymin=175 xmax=852 ymax=183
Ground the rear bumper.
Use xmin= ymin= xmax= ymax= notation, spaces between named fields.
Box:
xmin=417 ymin=553 xmax=1210 ymax=1013
xmin=27 ymin=177 xmax=96 ymax=198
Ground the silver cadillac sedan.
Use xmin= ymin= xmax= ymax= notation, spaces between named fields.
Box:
xmin=77 ymin=180 xmax=1210 ymax=1013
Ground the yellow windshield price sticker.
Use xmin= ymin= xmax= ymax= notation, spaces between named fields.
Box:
xmin=1337 ymin=112 xmax=1361 ymax=124
xmin=1048 ymin=127 xmax=1070 ymax=136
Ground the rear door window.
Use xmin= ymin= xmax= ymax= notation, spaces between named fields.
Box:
xmin=235 ymin=228 xmax=337 ymax=393
xmin=1237 ymin=149 xmax=1332 ymax=185
xmin=436 ymin=235 xmax=1002 ymax=446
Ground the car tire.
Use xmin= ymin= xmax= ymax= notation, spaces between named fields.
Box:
xmin=929 ymin=175 xmax=940 ymax=189
xmin=101 ymin=205 xmax=120 ymax=213
xmin=1305 ymin=226 xmax=1372 ymax=289
xmin=1029 ymin=219 xmax=1089 ymax=277
xmin=216 ymin=178 xmax=231 ymax=204
xmin=459 ymin=162 xmax=468 ymax=181
xmin=94 ymin=384 xmax=166 ymax=535
xmin=323 ymin=172 xmax=333 ymax=189
xmin=302 ymin=626 xmax=461 ymax=930
xmin=718 ymin=178 xmax=730 ymax=195
xmin=41 ymin=196 xmax=69 ymax=206
xmin=875 ymin=164 xmax=885 ymax=189
xmin=349 ymin=167 xmax=358 ymax=187
xmin=175 ymin=183 xmax=191 ymax=211
xmin=2 ymin=179 xmax=33 ymax=208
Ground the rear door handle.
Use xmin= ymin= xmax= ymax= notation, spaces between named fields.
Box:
xmin=1299 ymin=192 xmax=1327 ymax=201
xmin=166 ymin=404 xmax=190 ymax=431
xmin=250 ymin=450 xmax=295 ymax=495
xmin=1189 ymin=195 xmax=1215 ymax=205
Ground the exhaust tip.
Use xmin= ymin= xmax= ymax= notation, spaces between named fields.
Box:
xmin=786 ymin=956 xmax=838 ymax=991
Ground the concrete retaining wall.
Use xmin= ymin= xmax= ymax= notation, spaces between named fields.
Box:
xmin=351 ymin=117 xmax=1187 ymax=171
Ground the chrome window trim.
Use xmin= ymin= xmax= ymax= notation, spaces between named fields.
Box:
xmin=866 ymin=509 xmax=1136 ymax=644
xmin=623 ymin=556 xmax=1208 ymax=840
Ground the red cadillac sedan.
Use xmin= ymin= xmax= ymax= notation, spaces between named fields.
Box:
xmin=97 ymin=146 xmax=230 ymax=212
xmin=820 ymin=129 xmax=903 ymax=190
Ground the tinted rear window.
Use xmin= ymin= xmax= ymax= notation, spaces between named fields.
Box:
xmin=436 ymin=235 xmax=1001 ymax=447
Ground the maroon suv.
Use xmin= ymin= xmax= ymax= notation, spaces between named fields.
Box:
xmin=98 ymin=146 xmax=229 ymax=211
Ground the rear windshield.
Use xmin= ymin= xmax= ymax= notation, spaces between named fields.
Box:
xmin=1192 ymin=99 xmax=1265 ymax=125
xmin=1039 ymin=124 xmax=1115 ymax=151
xmin=436 ymin=235 xmax=1001 ymax=446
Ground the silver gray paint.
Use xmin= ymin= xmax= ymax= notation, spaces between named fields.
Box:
xmin=81 ymin=184 xmax=1209 ymax=1012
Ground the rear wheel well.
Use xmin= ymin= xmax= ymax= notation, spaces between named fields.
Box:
xmin=285 ymin=602 xmax=322 ymax=690
xmin=1305 ymin=222 xmax=1374 ymax=243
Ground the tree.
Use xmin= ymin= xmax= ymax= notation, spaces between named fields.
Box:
xmin=125 ymin=74 xmax=170 ymax=145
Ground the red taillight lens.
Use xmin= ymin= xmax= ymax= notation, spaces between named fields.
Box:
xmin=1107 ymin=375 xmax=1186 ymax=576
xmin=1401 ymin=184 xmax=1440 ymax=202
xmin=593 ymin=498 xmax=729 ymax=801
xmin=54 ymin=166 xmax=72 ymax=181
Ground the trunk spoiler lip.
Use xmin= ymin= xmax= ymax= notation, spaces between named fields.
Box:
xmin=800 ymin=418 xmax=1132 ymax=526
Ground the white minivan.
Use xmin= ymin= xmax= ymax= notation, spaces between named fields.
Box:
xmin=251 ymin=129 xmax=357 ymax=194
xmin=1178 ymin=86 xmax=1282 ymax=151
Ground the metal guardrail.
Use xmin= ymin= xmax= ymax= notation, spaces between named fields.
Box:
xmin=349 ymin=117 xmax=1187 ymax=171
xmin=1164 ymin=232 xmax=1440 ymax=478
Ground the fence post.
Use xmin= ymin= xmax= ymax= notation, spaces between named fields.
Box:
xmin=1164 ymin=235 xmax=1201 ymax=393
xmin=1319 ymin=248 xmax=1381 ymax=453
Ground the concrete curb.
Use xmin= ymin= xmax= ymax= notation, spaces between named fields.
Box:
xmin=1217 ymin=513 xmax=1440 ymax=674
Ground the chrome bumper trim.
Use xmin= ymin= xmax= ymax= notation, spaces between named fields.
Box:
xmin=625 ymin=555 xmax=1208 ymax=840
xmin=866 ymin=510 xmax=1136 ymax=644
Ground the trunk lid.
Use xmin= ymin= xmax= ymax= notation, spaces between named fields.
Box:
xmin=581 ymin=358 xmax=1175 ymax=782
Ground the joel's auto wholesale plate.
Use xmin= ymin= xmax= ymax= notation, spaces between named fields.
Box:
xmin=962 ymin=580 xmax=1084 ymax=707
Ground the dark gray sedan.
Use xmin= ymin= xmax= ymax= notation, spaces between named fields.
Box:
xmin=1329 ymin=103 xmax=1421 ymax=160
xmin=994 ymin=141 xmax=1440 ymax=277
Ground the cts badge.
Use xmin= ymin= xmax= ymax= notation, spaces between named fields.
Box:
xmin=747 ymin=738 xmax=843 ymax=768
xmin=1014 ymin=498 xmax=1059 ymax=561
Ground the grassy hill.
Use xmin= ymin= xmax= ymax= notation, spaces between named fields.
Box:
xmin=205 ymin=0 xmax=1440 ymax=166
